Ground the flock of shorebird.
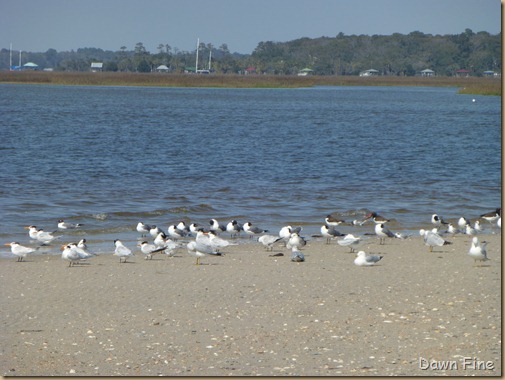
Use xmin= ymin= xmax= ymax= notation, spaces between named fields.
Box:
xmin=4 ymin=209 xmax=501 ymax=267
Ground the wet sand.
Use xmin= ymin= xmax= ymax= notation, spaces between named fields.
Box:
xmin=1 ymin=232 xmax=501 ymax=376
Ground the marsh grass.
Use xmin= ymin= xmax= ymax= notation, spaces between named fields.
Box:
xmin=0 ymin=71 xmax=500 ymax=95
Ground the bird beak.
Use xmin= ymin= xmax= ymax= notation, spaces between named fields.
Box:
xmin=60 ymin=244 xmax=67 ymax=250
xmin=24 ymin=226 xmax=30 ymax=229
xmin=4 ymin=243 xmax=10 ymax=246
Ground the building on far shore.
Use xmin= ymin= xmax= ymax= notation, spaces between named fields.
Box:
xmin=455 ymin=69 xmax=470 ymax=77
xmin=420 ymin=68 xmax=435 ymax=77
xmin=298 ymin=68 xmax=314 ymax=76
xmin=359 ymin=69 xmax=379 ymax=77
xmin=90 ymin=62 xmax=103 ymax=72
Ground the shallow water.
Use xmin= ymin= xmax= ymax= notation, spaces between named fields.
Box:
xmin=0 ymin=84 xmax=501 ymax=256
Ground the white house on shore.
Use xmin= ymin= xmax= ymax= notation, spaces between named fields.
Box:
xmin=420 ymin=69 xmax=435 ymax=77
xmin=90 ymin=62 xmax=103 ymax=72
xmin=359 ymin=69 xmax=379 ymax=77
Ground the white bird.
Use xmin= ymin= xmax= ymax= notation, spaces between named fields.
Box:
xmin=445 ymin=223 xmax=460 ymax=235
xmin=290 ymin=247 xmax=305 ymax=262
xmin=431 ymin=214 xmax=448 ymax=227
xmin=498 ymin=217 xmax=501 ymax=229
xmin=243 ymin=222 xmax=268 ymax=238
xmin=208 ymin=230 xmax=237 ymax=251
xmin=375 ymin=223 xmax=395 ymax=245
xmin=258 ymin=235 xmax=282 ymax=251
xmin=57 ymin=220 xmax=83 ymax=229
xmin=67 ymin=242 xmax=95 ymax=260
xmin=321 ymin=224 xmax=344 ymax=244
xmin=279 ymin=225 xmax=302 ymax=241
xmin=189 ymin=223 xmax=202 ymax=235
xmin=168 ymin=224 xmax=186 ymax=240
xmin=325 ymin=214 xmax=345 ymax=227
xmin=337 ymin=234 xmax=362 ymax=252
xmin=419 ymin=229 xmax=452 ymax=252
xmin=458 ymin=217 xmax=470 ymax=231
xmin=468 ymin=237 xmax=489 ymax=265
xmin=32 ymin=227 xmax=58 ymax=245
xmin=5 ymin=242 xmax=36 ymax=262
xmin=354 ymin=250 xmax=383 ymax=266
xmin=186 ymin=241 xmax=222 ymax=265
xmin=61 ymin=244 xmax=81 ymax=267
xmin=136 ymin=222 xmax=151 ymax=237
xmin=474 ymin=220 xmax=483 ymax=232
xmin=286 ymin=232 xmax=306 ymax=250
xmin=465 ymin=223 xmax=476 ymax=236
xmin=113 ymin=239 xmax=134 ymax=263
xmin=77 ymin=238 xmax=88 ymax=249
xmin=139 ymin=241 xmax=165 ymax=260
xmin=154 ymin=231 xmax=169 ymax=248
xmin=149 ymin=225 xmax=164 ymax=238
xmin=176 ymin=221 xmax=190 ymax=234
xmin=226 ymin=220 xmax=242 ymax=238
xmin=26 ymin=225 xmax=40 ymax=240
xmin=209 ymin=219 xmax=226 ymax=233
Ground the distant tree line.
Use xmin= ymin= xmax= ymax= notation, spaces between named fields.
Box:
xmin=0 ymin=29 xmax=500 ymax=76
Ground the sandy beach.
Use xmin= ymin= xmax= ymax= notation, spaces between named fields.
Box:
xmin=1 ymin=232 xmax=501 ymax=376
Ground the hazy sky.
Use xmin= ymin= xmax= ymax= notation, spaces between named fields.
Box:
xmin=1 ymin=0 xmax=501 ymax=54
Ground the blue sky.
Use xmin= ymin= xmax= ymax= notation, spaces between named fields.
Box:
xmin=1 ymin=0 xmax=501 ymax=54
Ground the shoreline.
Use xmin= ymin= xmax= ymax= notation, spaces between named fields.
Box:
xmin=0 ymin=71 xmax=500 ymax=95
xmin=1 ymin=233 xmax=501 ymax=376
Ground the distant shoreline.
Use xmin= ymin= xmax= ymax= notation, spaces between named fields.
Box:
xmin=0 ymin=71 xmax=500 ymax=95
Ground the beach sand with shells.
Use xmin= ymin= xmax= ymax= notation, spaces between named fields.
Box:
xmin=1 ymin=232 xmax=501 ymax=376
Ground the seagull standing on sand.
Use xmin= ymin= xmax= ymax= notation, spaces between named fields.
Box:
xmin=209 ymin=219 xmax=226 ymax=234
xmin=226 ymin=220 xmax=243 ymax=238
xmin=375 ymin=223 xmax=395 ymax=245
xmin=186 ymin=241 xmax=222 ymax=265
xmin=419 ymin=229 xmax=452 ymax=252
xmin=61 ymin=244 xmax=81 ymax=267
xmin=5 ymin=242 xmax=36 ymax=262
xmin=337 ymin=234 xmax=362 ymax=252
xmin=149 ymin=225 xmax=164 ymax=239
xmin=208 ymin=230 xmax=237 ymax=252
xmin=354 ymin=251 xmax=383 ymax=266
xmin=168 ymin=224 xmax=186 ymax=240
xmin=321 ymin=224 xmax=344 ymax=244
xmin=286 ymin=232 xmax=307 ymax=250
xmin=113 ymin=239 xmax=134 ymax=263
xmin=258 ymin=235 xmax=282 ymax=251
xmin=243 ymin=222 xmax=268 ymax=238
xmin=468 ymin=236 xmax=489 ymax=265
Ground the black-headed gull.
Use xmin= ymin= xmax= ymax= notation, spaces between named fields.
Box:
xmin=136 ymin=222 xmax=151 ymax=237
xmin=431 ymin=214 xmax=448 ymax=227
xmin=243 ymin=222 xmax=268 ymax=238
xmin=321 ymin=224 xmax=344 ymax=244
xmin=375 ymin=223 xmax=395 ymax=245
xmin=58 ymin=220 xmax=83 ymax=229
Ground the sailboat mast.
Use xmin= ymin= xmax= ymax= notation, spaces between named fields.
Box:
xmin=208 ymin=50 xmax=212 ymax=71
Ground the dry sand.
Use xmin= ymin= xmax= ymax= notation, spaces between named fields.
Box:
xmin=0 ymin=232 xmax=501 ymax=376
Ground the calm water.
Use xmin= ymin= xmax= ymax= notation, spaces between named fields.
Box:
xmin=0 ymin=84 xmax=501 ymax=256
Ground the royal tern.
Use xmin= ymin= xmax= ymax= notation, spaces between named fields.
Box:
xmin=26 ymin=226 xmax=57 ymax=245
xmin=5 ymin=242 xmax=36 ymax=262
xmin=321 ymin=225 xmax=344 ymax=244
xmin=337 ymin=234 xmax=362 ymax=252
xmin=419 ymin=229 xmax=452 ymax=252
xmin=468 ymin=237 xmax=489 ymax=265
xmin=113 ymin=239 xmax=134 ymax=263
xmin=375 ymin=223 xmax=395 ymax=245
xmin=57 ymin=220 xmax=83 ymax=229
xmin=186 ymin=241 xmax=222 ymax=265
xmin=354 ymin=251 xmax=383 ymax=266
xmin=61 ymin=244 xmax=81 ymax=267
xmin=67 ymin=242 xmax=95 ymax=261
xmin=208 ymin=230 xmax=237 ymax=251
xmin=243 ymin=222 xmax=268 ymax=238
xmin=290 ymin=247 xmax=305 ymax=262
xmin=258 ymin=235 xmax=282 ymax=251
xmin=139 ymin=241 xmax=166 ymax=260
